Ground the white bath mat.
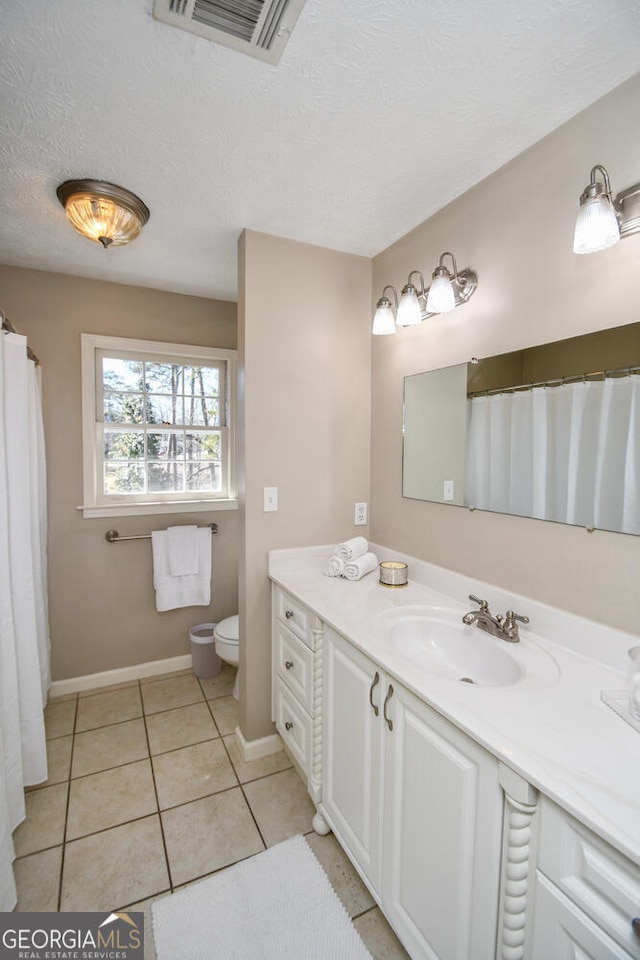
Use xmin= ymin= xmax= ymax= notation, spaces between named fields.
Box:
xmin=151 ymin=834 xmax=373 ymax=959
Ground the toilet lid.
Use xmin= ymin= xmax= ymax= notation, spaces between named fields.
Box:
xmin=215 ymin=614 xmax=239 ymax=643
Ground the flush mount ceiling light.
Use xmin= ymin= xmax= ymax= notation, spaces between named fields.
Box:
xmin=573 ymin=164 xmax=640 ymax=254
xmin=56 ymin=180 xmax=150 ymax=249
xmin=372 ymin=253 xmax=478 ymax=335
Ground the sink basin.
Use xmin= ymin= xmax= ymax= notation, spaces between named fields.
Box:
xmin=377 ymin=608 xmax=559 ymax=688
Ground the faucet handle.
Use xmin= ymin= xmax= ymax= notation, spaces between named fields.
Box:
xmin=503 ymin=610 xmax=530 ymax=641
xmin=468 ymin=594 xmax=489 ymax=612
xmin=505 ymin=610 xmax=529 ymax=624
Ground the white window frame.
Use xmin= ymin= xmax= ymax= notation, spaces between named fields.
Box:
xmin=80 ymin=334 xmax=237 ymax=519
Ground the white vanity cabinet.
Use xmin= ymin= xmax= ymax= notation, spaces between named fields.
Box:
xmin=271 ymin=585 xmax=323 ymax=802
xmin=322 ymin=625 xmax=503 ymax=960
xmin=529 ymin=797 xmax=640 ymax=959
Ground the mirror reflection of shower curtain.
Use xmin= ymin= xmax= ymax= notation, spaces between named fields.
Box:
xmin=465 ymin=375 xmax=640 ymax=535
xmin=0 ymin=331 xmax=50 ymax=910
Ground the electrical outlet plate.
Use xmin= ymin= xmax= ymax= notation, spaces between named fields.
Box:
xmin=355 ymin=502 xmax=367 ymax=525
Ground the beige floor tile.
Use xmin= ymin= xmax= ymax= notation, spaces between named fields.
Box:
xmin=162 ymin=787 xmax=264 ymax=886
xmin=223 ymin=734 xmax=292 ymax=784
xmin=353 ymin=907 xmax=411 ymax=959
xmin=44 ymin=699 xmax=76 ymax=739
xmin=305 ymin=832 xmax=376 ymax=919
xmin=208 ymin=695 xmax=239 ymax=736
xmin=197 ymin=664 xmax=236 ymax=700
xmin=61 ymin=815 xmax=170 ymax=911
xmin=141 ymin=674 xmax=204 ymax=715
xmin=13 ymin=782 xmax=68 ymax=857
xmin=242 ymin=767 xmax=316 ymax=846
xmin=78 ymin=679 xmax=140 ymax=698
xmin=76 ymin=686 xmax=143 ymax=732
xmin=66 ymin=759 xmax=157 ymax=840
xmin=72 ymin=718 xmax=149 ymax=778
xmin=26 ymin=735 xmax=73 ymax=790
xmin=14 ymin=846 xmax=63 ymax=911
xmin=146 ymin=702 xmax=218 ymax=756
xmin=152 ymin=739 xmax=237 ymax=810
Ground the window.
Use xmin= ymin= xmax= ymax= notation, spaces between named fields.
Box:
xmin=81 ymin=335 xmax=237 ymax=518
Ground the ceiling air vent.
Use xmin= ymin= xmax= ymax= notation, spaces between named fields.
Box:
xmin=153 ymin=0 xmax=306 ymax=64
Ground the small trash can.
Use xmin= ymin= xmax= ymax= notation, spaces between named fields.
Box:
xmin=190 ymin=623 xmax=222 ymax=679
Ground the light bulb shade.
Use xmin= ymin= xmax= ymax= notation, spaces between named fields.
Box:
xmin=573 ymin=193 xmax=620 ymax=254
xmin=372 ymin=301 xmax=396 ymax=335
xmin=57 ymin=180 xmax=150 ymax=248
xmin=426 ymin=273 xmax=456 ymax=313
xmin=396 ymin=286 xmax=422 ymax=326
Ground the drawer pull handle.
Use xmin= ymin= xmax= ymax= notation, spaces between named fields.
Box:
xmin=383 ymin=683 xmax=394 ymax=731
xmin=369 ymin=671 xmax=380 ymax=716
xmin=285 ymin=660 xmax=294 ymax=670
xmin=284 ymin=721 xmax=293 ymax=731
xmin=285 ymin=610 xmax=294 ymax=619
xmin=632 ymin=918 xmax=640 ymax=939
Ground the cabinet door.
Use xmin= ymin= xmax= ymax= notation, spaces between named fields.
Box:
xmin=382 ymin=681 xmax=503 ymax=960
xmin=322 ymin=627 xmax=382 ymax=893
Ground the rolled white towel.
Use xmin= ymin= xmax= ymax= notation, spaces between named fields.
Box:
xmin=325 ymin=555 xmax=345 ymax=578
xmin=336 ymin=536 xmax=369 ymax=561
xmin=343 ymin=552 xmax=378 ymax=581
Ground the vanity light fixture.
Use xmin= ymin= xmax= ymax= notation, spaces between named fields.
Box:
xmin=56 ymin=179 xmax=150 ymax=248
xmin=372 ymin=252 xmax=478 ymax=335
xmin=573 ymin=164 xmax=640 ymax=254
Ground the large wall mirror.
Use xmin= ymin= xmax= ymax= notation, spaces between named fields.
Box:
xmin=403 ymin=322 xmax=640 ymax=535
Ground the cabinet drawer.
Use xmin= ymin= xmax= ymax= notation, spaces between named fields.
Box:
xmin=274 ymin=587 xmax=313 ymax=648
xmin=274 ymin=677 xmax=313 ymax=776
xmin=274 ymin=621 xmax=314 ymax=713
xmin=531 ymin=872 xmax=634 ymax=959
xmin=538 ymin=797 xmax=640 ymax=956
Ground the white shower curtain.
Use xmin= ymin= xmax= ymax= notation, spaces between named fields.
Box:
xmin=465 ymin=374 xmax=640 ymax=534
xmin=0 ymin=331 xmax=50 ymax=910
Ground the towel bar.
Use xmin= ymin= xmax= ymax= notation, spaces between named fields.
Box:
xmin=105 ymin=524 xmax=218 ymax=543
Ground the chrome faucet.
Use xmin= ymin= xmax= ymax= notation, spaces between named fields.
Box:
xmin=462 ymin=595 xmax=529 ymax=643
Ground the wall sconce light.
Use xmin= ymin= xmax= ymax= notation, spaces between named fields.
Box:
xmin=573 ymin=164 xmax=640 ymax=254
xmin=56 ymin=179 xmax=150 ymax=248
xmin=372 ymin=252 xmax=478 ymax=335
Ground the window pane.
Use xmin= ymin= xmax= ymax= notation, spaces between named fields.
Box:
xmin=104 ymin=393 xmax=144 ymax=423
xmin=186 ymin=462 xmax=221 ymax=492
xmin=184 ymin=366 xmax=219 ymax=396
xmin=145 ymin=362 xmax=183 ymax=395
xmin=147 ymin=462 xmax=184 ymax=493
xmin=104 ymin=429 xmax=145 ymax=460
xmin=146 ymin=394 xmax=185 ymax=425
xmin=186 ymin=399 xmax=220 ymax=426
xmin=102 ymin=357 xmax=143 ymax=391
xmin=104 ymin=463 xmax=145 ymax=494
xmin=147 ymin=430 xmax=185 ymax=460
xmin=185 ymin=431 xmax=221 ymax=460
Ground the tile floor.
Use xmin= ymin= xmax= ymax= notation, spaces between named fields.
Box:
xmin=14 ymin=665 xmax=409 ymax=960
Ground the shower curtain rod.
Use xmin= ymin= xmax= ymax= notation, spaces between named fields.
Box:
xmin=468 ymin=363 xmax=640 ymax=399
xmin=0 ymin=310 xmax=40 ymax=365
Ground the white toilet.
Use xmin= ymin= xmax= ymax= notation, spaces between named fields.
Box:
xmin=214 ymin=615 xmax=239 ymax=699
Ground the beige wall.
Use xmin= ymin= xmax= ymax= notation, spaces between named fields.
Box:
xmin=371 ymin=73 xmax=640 ymax=633
xmin=238 ymin=230 xmax=372 ymax=740
xmin=0 ymin=266 xmax=238 ymax=680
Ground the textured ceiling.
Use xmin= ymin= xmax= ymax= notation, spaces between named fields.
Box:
xmin=1 ymin=0 xmax=640 ymax=301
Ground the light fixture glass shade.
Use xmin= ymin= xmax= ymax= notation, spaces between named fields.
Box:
xmin=372 ymin=302 xmax=396 ymax=335
xmin=396 ymin=286 xmax=422 ymax=326
xmin=57 ymin=180 xmax=150 ymax=248
xmin=426 ymin=273 xmax=456 ymax=313
xmin=573 ymin=194 xmax=620 ymax=254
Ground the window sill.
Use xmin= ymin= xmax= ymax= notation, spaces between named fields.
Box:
xmin=79 ymin=499 xmax=239 ymax=519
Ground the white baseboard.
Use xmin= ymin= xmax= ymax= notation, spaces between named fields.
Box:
xmin=234 ymin=725 xmax=283 ymax=762
xmin=49 ymin=654 xmax=193 ymax=698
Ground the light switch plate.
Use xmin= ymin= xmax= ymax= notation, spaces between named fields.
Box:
xmin=263 ymin=486 xmax=278 ymax=512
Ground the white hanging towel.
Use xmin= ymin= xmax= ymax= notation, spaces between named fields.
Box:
xmin=335 ymin=536 xmax=368 ymax=561
xmin=152 ymin=527 xmax=212 ymax=612
xmin=167 ymin=525 xmax=199 ymax=576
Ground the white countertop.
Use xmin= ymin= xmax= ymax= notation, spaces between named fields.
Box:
xmin=269 ymin=544 xmax=640 ymax=866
